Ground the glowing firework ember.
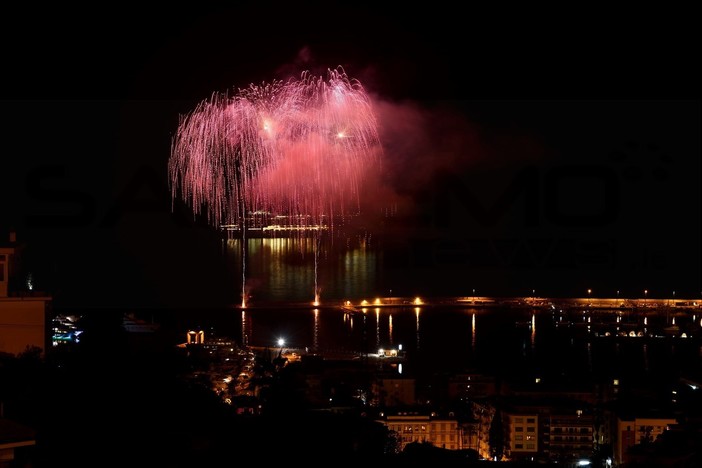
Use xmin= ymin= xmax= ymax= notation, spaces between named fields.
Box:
xmin=169 ymin=67 xmax=382 ymax=306
xmin=169 ymin=67 xmax=381 ymax=228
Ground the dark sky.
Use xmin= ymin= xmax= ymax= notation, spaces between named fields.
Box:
xmin=1 ymin=5 xmax=699 ymax=308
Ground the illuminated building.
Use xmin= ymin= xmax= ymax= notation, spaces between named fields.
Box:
xmin=496 ymin=397 xmax=596 ymax=463
xmin=504 ymin=413 xmax=540 ymax=459
xmin=613 ymin=413 xmax=677 ymax=466
xmin=0 ymin=231 xmax=51 ymax=356
xmin=376 ymin=411 xmax=469 ymax=451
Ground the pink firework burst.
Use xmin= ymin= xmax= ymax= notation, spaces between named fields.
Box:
xmin=169 ymin=67 xmax=382 ymax=229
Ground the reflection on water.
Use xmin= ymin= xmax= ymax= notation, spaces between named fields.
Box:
xmin=313 ymin=309 xmax=319 ymax=352
xmin=194 ymin=306 xmax=702 ymax=385
xmin=471 ymin=313 xmax=476 ymax=352
xmin=225 ymin=236 xmax=378 ymax=303
xmin=241 ymin=311 xmax=248 ymax=347
xmin=415 ymin=307 xmax=421 ymax=351
xmin=376 ymin=308 xmax=381 ymax=349
xmin=196 ymin=234 xmax=702 ymax=386
xmin=389 ymin=313 xmax=394 ymax=346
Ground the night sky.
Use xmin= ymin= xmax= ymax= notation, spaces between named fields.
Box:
xmin=1 ymin=5 xmax=699 ymax=309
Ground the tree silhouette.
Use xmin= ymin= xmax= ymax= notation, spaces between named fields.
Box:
xmin=488 ymin=409 xmax=504 ymax=461
xmin=639 ymin=425 xmax=654 ymax=445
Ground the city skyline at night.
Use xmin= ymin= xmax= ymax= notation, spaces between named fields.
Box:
xmin=1 ymin=4 xmax=700 ymax=467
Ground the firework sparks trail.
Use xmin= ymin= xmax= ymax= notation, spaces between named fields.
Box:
xmin=169 ymin=67 xmax=381 ymax=227
xmin=169 ymin=67 xmax=382 ymax=305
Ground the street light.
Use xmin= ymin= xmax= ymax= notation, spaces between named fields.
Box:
xmin=276 ymin=337 xmax=286 ymax=362
xmin=644 ymin=289 xmax=648 ymax=307
xmin=587 ymin=289 xmax=592 ymax=306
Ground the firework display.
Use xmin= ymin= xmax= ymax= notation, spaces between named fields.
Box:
xmin=169 ymin=67 xmax=381 ymax=229
xmin=169 ymin=67 xmax=381 ymax=306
